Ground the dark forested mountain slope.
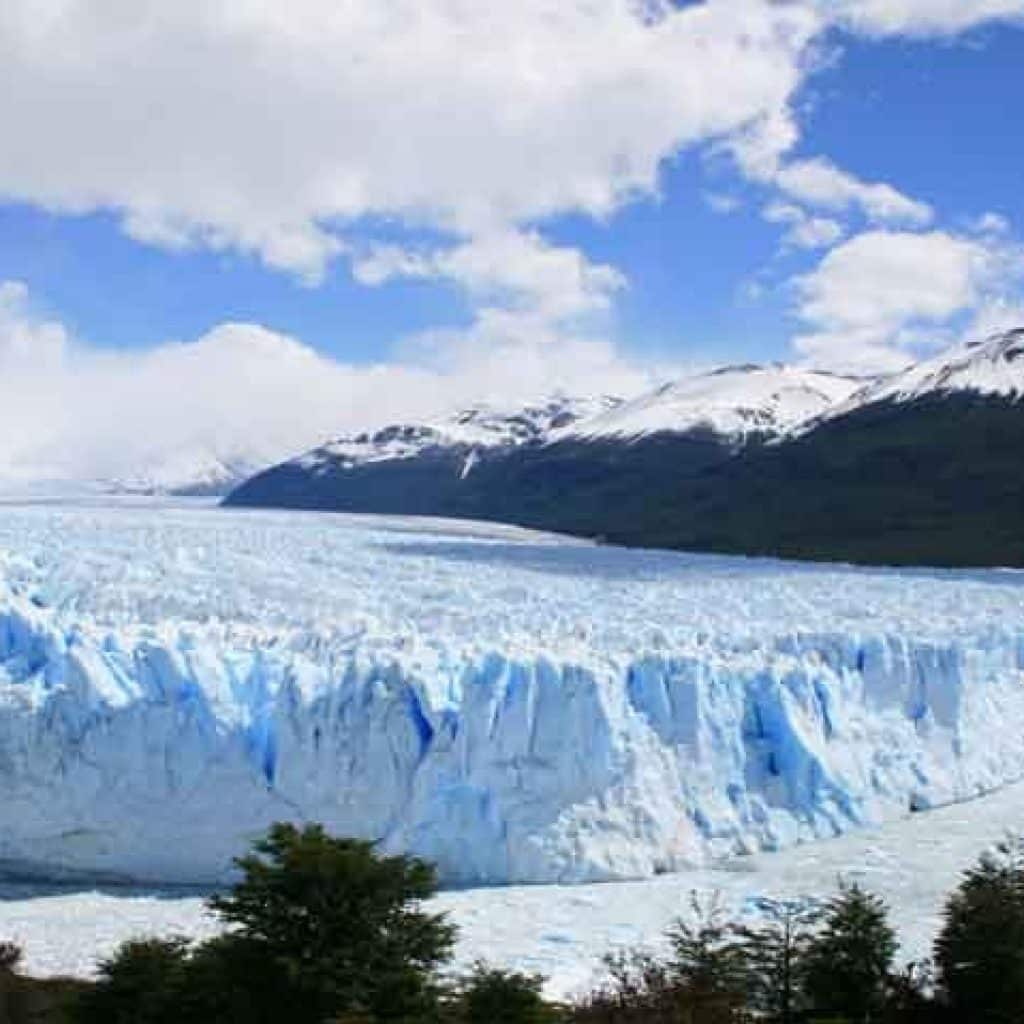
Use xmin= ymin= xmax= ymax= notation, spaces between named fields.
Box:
xmin=226 ymin=331 xmax=1024 ymax=567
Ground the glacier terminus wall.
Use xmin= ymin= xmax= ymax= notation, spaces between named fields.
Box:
xmin=1 ymin=500 xmax=1023 ymax=885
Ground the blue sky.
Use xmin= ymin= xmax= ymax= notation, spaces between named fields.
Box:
xmin=0 ymin=1 xmax=1023 ymax=481
xmin=0 ymin=15 xmax=1019 ymax=366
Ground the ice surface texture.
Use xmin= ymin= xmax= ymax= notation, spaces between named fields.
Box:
xmin=1 ymin=500 xmax=1023 ymax=885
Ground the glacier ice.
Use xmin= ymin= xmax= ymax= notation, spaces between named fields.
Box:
xmin=1 ymin=499 xmax=1024 ymax=885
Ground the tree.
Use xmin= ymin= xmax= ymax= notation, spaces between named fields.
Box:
xmin=0 ymin=942 xmax=22 ymax=975
xmin=934 ymin=835 xmax=1024 ymax=1023
xmin=881 ymin=961 xmax=936 ymax=1024
xmin=664 ymin=891 xmax=750 ymax=1022
xmin=208 ymin=822 xmax=457 ymax=1022
xmin=176 ymin=932 xmax=297 ymax=1024
xmin=449 ymin=962 xmax=558 ymax=1024
xmin=734 ymin=898 xmax=819 ymax=1024
xmin=73 ymin=937 xmax=190 ymax=1024
xmin=801 ymin=883 xmax=897 ymax=1023
xmin=577 ymin=948 xmax=679 ymax=1022
xmin=0 ymin=941 xmax=23 ymax=1024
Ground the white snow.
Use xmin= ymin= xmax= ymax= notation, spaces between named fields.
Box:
xmin=1 ymin=500 xmax=1024 ymax=889
xmin=557 ymin=365 xmax=859 ymax=442
xmin=831 ymin=327 xmax=1024 ymax=415
xmin=299 ymin=394 xmax=621 ymax=471
xmin=5 ymin=776 xmax=1024 ymax=998
xmin=103 ymin=448 xmax=259 ymax=496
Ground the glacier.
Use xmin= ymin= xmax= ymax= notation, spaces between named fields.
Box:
xmin=1 ymin=498 xmax=1024 ymax=885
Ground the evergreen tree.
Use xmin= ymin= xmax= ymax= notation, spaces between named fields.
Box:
xmin=734 ymin=897 xmax=819 ymax=1023
xmin=801 ymin=883 xmax=897 ymax=1023
xmin=0 ymin=942 xmax=22 ymax=974
xmin=881 ymin=961 xmax=936 ymax=1024
xmin=208 ymin=822 xmax=457 ymax=1022
xmin=0 ymin=941 xmax=23 ymax=1024
xmin=584 ymin=948 xmax=679 ymax=1021
xmin=449 ymin=962 xmax=558 ymax=1024
xmin=73 ymin=937 xmax=190 ymax=1024
xmin=934 ymin=835 xmax=1024 ymax=1023
xmin=75 ymin=823 xmax=457 ymax=1024
xmin=665 ymin=891 xmax=749 ymax=1021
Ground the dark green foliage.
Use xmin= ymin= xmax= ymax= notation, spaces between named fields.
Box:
xmin=448 ymin=962 xmax=559 ymax=1024
xmin=175 ymin=933 xmax=297 ymax=1024
xmin=576 ymin=948 xmax=683 ymax=1022
xmin=72 ymin=938 xmax=190 ymax=1024
xmin=72 ymin=822 xmax=455 ymax=1024
xmin=733 ymin=898 xmax=820 ymax=1024
xmin=208 ymin=822 xmax=456 ymax=1022
xmin=573 ymin=894 xmax=752 ymax=1024
xmin=665 ymin=892 xmax=749 ymax=1013
xmin=0 ymin=941 xmax=88 ymax=1024
xmin=801 ymin=883 xmax=898 ymax=1023
xmin=881 ymin=962 xmax=936 ymax=1024
xmin=0 ymin=943 xmax=23 ymax=975
xmin=934 ymin=836 xmax=1024 ymax=1023
xmin=227 ymin=394 xmax=1024 ymax=568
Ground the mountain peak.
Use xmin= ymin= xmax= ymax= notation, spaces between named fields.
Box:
xmin=556 ymin=362 xmax=860 ymax=443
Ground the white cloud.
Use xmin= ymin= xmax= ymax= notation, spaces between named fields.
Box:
xmin=0 ymin=281 xmax=652 ymax=485
xmin=0 ymin=0 xmax=819 ymax=282
xmin=792 ymin=230 xmax=1023 ymax=372
xmin=774 ymin=158 xmax=933 ymax=226
xmin=762 ymin=201 xmax=844 ymax=249
xmin=821 ymin=0 xmax=1024 ymax=36
xmin=352 ymin=232 xmax=625 ymax=324
xmin=971 ymin=211 xmax=1012 ymax=237
xmin=0 ymin=282 xmax=68 ymax=371
xmin=704 ymin=193 xmax=743 ymax=215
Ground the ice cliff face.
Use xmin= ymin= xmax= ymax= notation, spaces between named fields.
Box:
xmin=1 ymin=502 xmax=1024 ymax=885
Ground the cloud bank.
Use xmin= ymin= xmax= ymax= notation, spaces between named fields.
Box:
xmin=793 ymin=230 xmax=1024 ymax=373
xmin=0 ymin=0 xmax=818 ymax=284
xmin=0 ymin=281 xmax=652 ymax=486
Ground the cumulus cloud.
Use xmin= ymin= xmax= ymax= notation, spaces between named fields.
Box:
xmin=0 ymin=281 xmax=652 ymax=486
xmin=0 ymin=0 xmax=818 ymax=283
xmin=774 ymin=158 xmax=933 ymax=227
xmin=352 ymin=231 xmax=625 ymax=325
xmin=732 ymin=144 xmax=933 ymax=246
xmin=792 ymin=230 xmax=1024 ymax=373
xmin=763 ymin=202 xmax=845 ymax=249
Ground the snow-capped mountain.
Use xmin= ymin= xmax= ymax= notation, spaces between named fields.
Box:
xmin=226 ymin=330 xmax=1024 ymax=567
xmin=834 ymin=327 xmax=1024 ymax=414
xmin=295 ymin=393 xmax=622 ymax=473
xmin=103 ymin=448 xmax=264 ymax=497
xmin=558 ymin=364 xmax=859 ymax=443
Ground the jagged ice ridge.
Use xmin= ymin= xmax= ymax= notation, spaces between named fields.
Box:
xmin=1 ymin=501 xmax=1024 ymax=884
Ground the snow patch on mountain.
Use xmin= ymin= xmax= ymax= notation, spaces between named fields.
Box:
xmin=297 ymin=394 xmax=622 ymax=472
xmin=558 ymin=365 xmax=860 ymax=442
xmin=103 ymin=448 xmax=262 ymax=496
xmin=2 ymin=501 xmax=1024 ymax=886
xmin=832 ymin=328 xmax=1024 ymax=415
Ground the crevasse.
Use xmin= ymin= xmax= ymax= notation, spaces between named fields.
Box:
xmin=2 ymin=583 xmax=1024 ymax=885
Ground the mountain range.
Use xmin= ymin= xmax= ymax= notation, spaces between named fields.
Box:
xmin=226 ymin=328 xmax=1024 ymax=567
